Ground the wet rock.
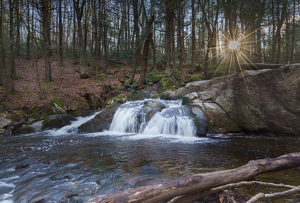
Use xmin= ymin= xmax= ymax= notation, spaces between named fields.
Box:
xmin=160 ymin=87 xmax=187 ymax=100
xmin=30 ymin=121 xmax=43 ymax=132
xmin=78 ymin=103 xmax=121 ymax=133
xmin=142 ymin=100 xmax=167 ymax=121
xmin=189 ymin=107 xmax=208 ymax=136
xmin=42 ymin=114 xmax=76 ymax=130
xmin=185 ymin=80 xmax=210 ymax=93
xmin=15 ymin=163 xmax=30 ymax=170
xmin=182 ymin=92 xmax=198 ymax=105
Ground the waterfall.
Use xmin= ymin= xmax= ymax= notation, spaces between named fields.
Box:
xmin=109 ymin=99 xmax=198 ymax=137
xmin=142 ymin=106 xmax=196 ymax=136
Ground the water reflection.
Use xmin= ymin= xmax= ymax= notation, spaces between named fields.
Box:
xmin=0 ymin=133 xmax=300 ymax=202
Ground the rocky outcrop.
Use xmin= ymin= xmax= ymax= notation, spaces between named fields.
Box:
xmin=183 ymin=64 xmax=300 ymax=135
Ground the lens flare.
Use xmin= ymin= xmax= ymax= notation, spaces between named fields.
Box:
xmin=229 ymin=41 xmax=240 ymax=50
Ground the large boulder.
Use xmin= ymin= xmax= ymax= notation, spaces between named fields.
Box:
xmin=42 ymin=114 xmax=76 ymax=130
xmin=78 ymin=103 xmax=121 ymax=133
xmin=185 ymin=64 xmax=300 ymax=135
xmin=50 ymin=98 xmax=67 ymax=114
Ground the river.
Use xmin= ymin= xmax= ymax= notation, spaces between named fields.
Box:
xmin=1 ymin=99 xmax=300 ymax=202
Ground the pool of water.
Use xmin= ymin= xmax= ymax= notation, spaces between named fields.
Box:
xmin=1 ymin=131 xmax=300 ymax=202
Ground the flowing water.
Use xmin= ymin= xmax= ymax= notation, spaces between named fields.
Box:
xmin=1 ymin=99 xmax=300 ymax=203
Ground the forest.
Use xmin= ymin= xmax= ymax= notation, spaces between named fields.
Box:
xmin=1 ymin=1 xmax=300 ymax=202
xmin=0 ymin=0 xmax=299 ymax=95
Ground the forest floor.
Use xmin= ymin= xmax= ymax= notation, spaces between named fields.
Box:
xmin=0 ymin=56 xmax=136 ymax=111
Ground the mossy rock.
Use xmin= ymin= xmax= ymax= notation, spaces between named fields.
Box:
xmin=7 ymin=111 xmax=27 ymax=122
xmin=107 ymin=94 xmax=127 ymax=105
xmin=50 ymin=97 xmax=67 ymax=114
xmin=14 ymin=125 xmax=35 ymax=135
xmin=146 ymin=72 xmax=163 ymax=84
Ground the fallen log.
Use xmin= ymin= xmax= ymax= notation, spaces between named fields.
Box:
xmin=240 ymin=63 xmax=284 ymax=70
xmin=4 ymin=118 xmax=25 ymax=136
xmin=85 ymin=152 xmax=300 ymax=203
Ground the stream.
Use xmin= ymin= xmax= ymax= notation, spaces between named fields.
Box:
xmin=1 ymin=99 xmax=300 ymax=202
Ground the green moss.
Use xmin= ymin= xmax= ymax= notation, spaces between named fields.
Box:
xmin=146 ymin=72 xmax=163 ymax=83
xmin=51 ymin=97 xmax=64 ymax=108
xmin=63 ymin=85 xmax=70 ymax=88
xmin=161 ymin=77 xmax=175 ymax=90
xmin=53 ymin=87 xmax=58 ymax=90
xmin=114 ymin=84 xmax=125 ymax=90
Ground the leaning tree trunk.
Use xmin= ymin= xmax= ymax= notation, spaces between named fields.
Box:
xmin=139 ymin=15 xmax=154 ymax=88
xmin=85 ymin=152 xmax=300 ymax=203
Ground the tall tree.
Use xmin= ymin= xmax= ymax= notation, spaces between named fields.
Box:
xmin=59 ymin=0 xmax=63 ymax=66
xmin=73 ymin=0 xmax=86 ymax=61
xmin=15 ymin=0 xmax=21 ymax=56
xmin=164 ymin=0 xmax=173 ymax=76
xmin=127 ymin=0 xmax=140 ymax=86
xmin=41 ymin=0 xmax=52 ymax=82
xmin=191 ymin=0 xmax=196 ymax=73
xmin=26 ymin=0 xmax=31 ymax=60
xmin=9 ymin=0 xmax=15 ymax=91
xmin=290 ymin=0 xmax=296 ymax=63
xmin=0 ymin=0 xmax=5 ymax=85
xmin=275 ymin=0 xmax=287 ymax=64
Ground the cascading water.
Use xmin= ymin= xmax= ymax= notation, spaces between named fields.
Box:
xmin=109 ymin=102 xmax=146 ymax=133
xmin=109 ymin=99 xmax=198 ymax=137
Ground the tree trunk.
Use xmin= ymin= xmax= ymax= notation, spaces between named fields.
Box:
xmin=41 ymin=0 xmax=52 ymax=82
xmin=86 ymin=152 xmax=300 ymax=203
xmin=127 ymin=0 xmax=139 ymax=86
xmin=15 ymin=0 xmax=20 ymax=56
xmin=26 ymin=1 xmax=31 ymax=60
xmin=165 ymin=0 xmax=172 ymax=76
xmin=275 ymin=1 xmax=287 ymax=64
xmin=59 ymin=0 xmax=63 ymax=66
xmin=117 ymin=3 xmax=126 ymax=51
xmin=0 ymin=0 xmax=5 ymax=85
xmin=139 ymin=15 xmax=154 ymax=88
xmin=9 ymin=0 xmax=15 ymax=91
xmin=290 ymin=0 xmax=296 ymax=63
xmin=177 ymin=1 xmax=184 ymax=83
xmin=191 ymin=0 xmax=195 ymax=73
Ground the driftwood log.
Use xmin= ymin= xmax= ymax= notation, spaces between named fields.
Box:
xmin=85 ymin=152 xmax=300 ymax=203
xmin=240 ymin=63 xmax=284 ymax=70
xmin=4 ymin=118 xmax=25 ymax=136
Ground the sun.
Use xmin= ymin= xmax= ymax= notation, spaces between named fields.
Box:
xmin=228 ymin=41 xmax=240 ymax=50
